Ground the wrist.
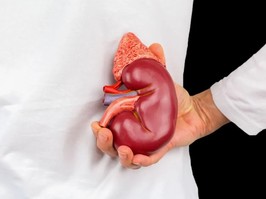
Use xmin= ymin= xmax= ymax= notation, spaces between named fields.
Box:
xmin=192 ymin=89 xmax=230 ymax=136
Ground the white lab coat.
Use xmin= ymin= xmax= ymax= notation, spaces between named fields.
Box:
xmin=211 ymin=44 xmax=266 ymax=135
xmin=0 ymin=0 xmax=198 ymax=198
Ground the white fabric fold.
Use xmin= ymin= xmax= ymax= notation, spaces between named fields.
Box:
xmin=0 ymin=0 xmax=198 ymax=198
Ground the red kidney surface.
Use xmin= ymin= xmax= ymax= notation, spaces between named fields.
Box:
xmin=108 ymin=58 xmax=178 ymax=155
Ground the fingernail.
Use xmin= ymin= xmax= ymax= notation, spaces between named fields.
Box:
xmin=132 ymin=164 xmax=141 ymax=169
xmin=132 ymin=162 xmax=141 ymax=166
xmin=118 ymin=152 xmax=127 ymax=160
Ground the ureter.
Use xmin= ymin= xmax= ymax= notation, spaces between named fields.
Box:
xmin=99 ymin=95 xmax=140 ymax=127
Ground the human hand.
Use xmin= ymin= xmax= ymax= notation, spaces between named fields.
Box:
xmin=91 ymin=43 xmax=229 ymax=169
xmin=90 ymin=83 xmax=202 ymax=169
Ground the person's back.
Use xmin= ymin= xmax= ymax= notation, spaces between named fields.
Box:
xmin=0 ymin=1 xmax=198 ymax=198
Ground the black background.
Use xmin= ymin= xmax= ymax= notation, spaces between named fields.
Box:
xmin=184 ymin=0 xmax=266 ymax=198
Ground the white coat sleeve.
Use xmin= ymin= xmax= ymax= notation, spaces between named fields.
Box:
xmin=210 ymin=44 xmax=266 ymax=135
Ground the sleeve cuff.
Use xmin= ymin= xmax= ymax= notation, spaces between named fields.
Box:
xmin=210 ymin=81 xmax=263 ymax=135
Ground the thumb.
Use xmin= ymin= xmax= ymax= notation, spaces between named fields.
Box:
xmin=149 ymin=43 xmax=166 ymax=66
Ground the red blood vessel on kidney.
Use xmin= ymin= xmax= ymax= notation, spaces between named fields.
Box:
xmin=99 ymin=32 xmax=178 ymax=155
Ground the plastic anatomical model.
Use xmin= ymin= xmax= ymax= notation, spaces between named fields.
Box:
xmin=99 ymin=32 xmax=178 ymax=155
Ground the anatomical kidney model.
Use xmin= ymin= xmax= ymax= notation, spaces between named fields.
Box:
xmin=99 ymin=32 xmax=178 ymax=155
